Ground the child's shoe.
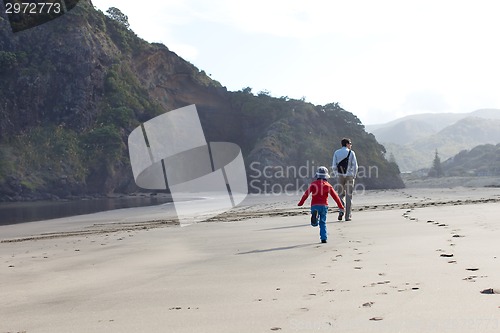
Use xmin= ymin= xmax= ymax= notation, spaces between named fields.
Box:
xmin=311 ymin=210 xmax=319 ymax=227
xmin=321 ymin=239 xmax=327 ymax=243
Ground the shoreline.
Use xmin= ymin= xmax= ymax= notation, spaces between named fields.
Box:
xmin=3 ymin=174 xmax=500 ymax=226
xmin=2 ymin=187 xmax=500 ymax=243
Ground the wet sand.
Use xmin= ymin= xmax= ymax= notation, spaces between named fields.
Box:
xmin=1 ymin=187 xmax=500 ymax=332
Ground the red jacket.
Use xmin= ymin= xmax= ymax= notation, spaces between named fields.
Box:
xmin=298 ymin=179 xmax=344 ymax=208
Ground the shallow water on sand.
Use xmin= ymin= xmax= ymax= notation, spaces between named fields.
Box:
xmin=0 ymin=195 xmax=172 ymax=225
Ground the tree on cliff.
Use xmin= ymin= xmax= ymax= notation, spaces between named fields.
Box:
xmin=106 ymin=7 xmax=130 ymax=29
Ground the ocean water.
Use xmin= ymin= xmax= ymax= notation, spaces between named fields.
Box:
xmin=0 ymin=195 xmax=173 ymax=225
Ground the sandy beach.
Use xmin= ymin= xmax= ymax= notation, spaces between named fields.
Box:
xmin=1 ymin=187 xmax=500 ymax=333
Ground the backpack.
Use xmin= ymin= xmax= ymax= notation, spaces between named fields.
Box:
xmin=337 ymin=150 xmax=351 ymax=174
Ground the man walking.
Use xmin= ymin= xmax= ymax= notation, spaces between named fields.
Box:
xmin=332 ymin=138 xmax=358 ymax=221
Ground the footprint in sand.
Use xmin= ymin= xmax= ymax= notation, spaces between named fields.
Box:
xmin=463 ymin=276 xmax=478 ymax=282
xmin=408 ymin=283 xmax=420 ymax=291
xmin=480 ymin=288 xmax=500 ymax=294
xmin=397 ymin=284 xmax=420 ymax=292
xmin=302 ymin=293 xmax=318 ymax=300
xmin=362 ymin=301 xmax=374 ymax=308
xmin=364 ymin=280 xmax=391 ymax=288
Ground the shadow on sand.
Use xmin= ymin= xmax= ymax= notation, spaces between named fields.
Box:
xmin=237 ymin=243 xmax=317 ymax=255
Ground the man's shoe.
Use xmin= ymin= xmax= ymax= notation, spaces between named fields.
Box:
xmin=321 ymin=239 xmax=327 ymax=243
xmin=338 ymin=211 xmax=344 ymax=221
xmin=311 ymin=210 xmax=318 ymax=227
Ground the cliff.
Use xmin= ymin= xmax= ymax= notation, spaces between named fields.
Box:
xmin=0 ymin=1 xmax=403 ymax=201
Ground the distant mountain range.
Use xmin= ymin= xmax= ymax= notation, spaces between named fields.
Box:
xmin=441 ymin=143 xmax=500 ymax=177
xmin=366 ymin=109 xmax=500 ymax=172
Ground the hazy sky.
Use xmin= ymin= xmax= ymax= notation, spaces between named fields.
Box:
xmin=91 ymin=0 xmax=500 ymax=125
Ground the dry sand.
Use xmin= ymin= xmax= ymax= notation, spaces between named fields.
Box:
xmin=1 ymin=187 xmax=500 ymax=332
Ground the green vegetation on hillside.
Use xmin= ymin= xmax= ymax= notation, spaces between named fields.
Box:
xmin=442 ymin=144 xmax=500 ymax=177
xmin=0 ymin=3 xmax=404 ymax=200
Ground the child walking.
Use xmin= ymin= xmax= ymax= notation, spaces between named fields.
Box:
xmin=298 ymin=166 xmax=344 ymax=243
